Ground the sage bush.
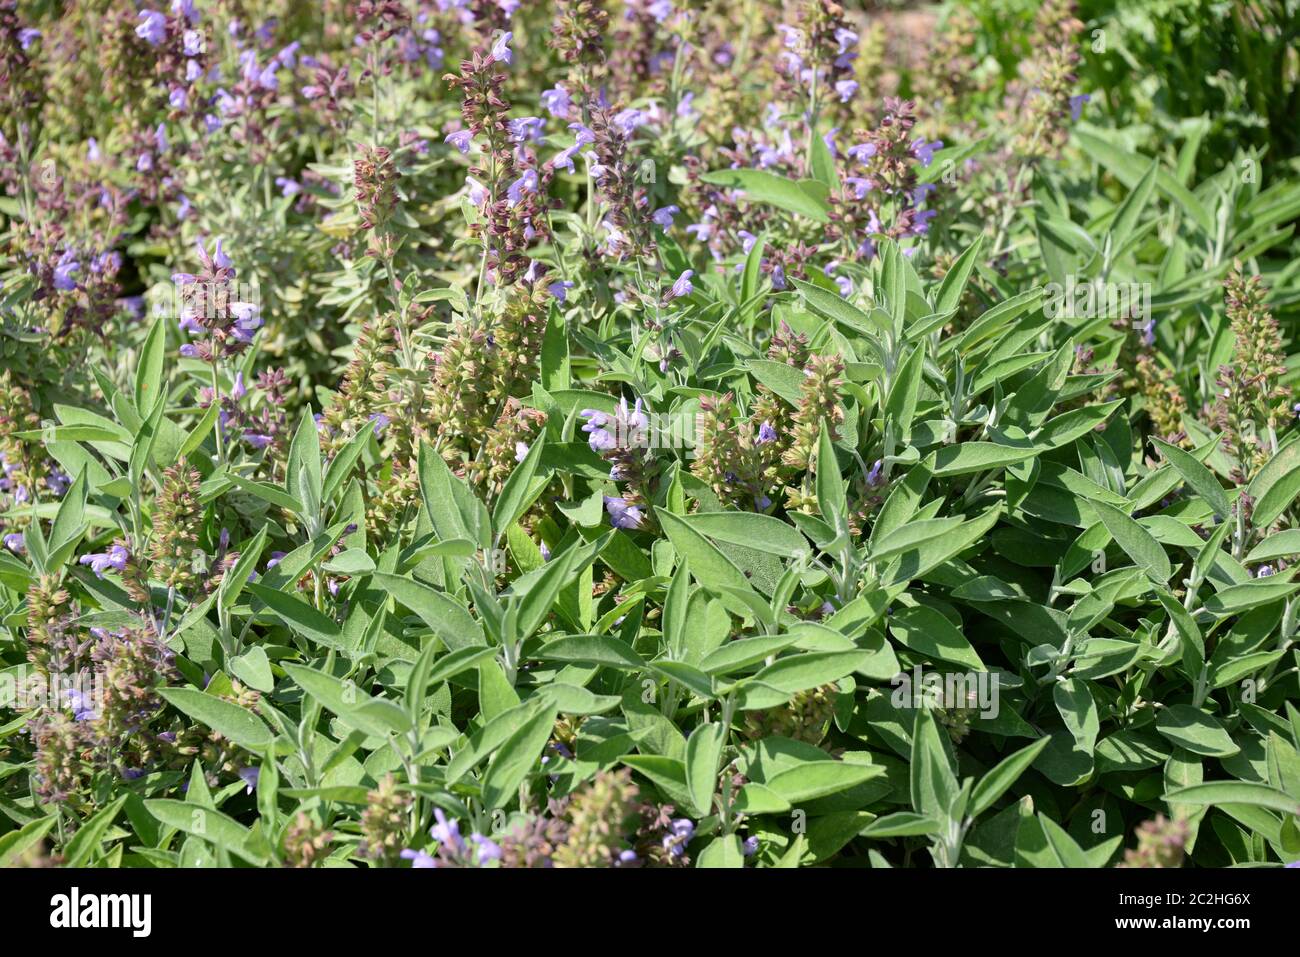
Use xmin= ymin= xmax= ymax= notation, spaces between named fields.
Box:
xmin=1 ymin=0 xmax=1298 ymax=869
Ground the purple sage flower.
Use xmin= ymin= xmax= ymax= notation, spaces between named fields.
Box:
xmin=509 ymin=116 xmax=546 ymax=144
xmin=911 ymin=138 xmax=943 ymax=167
xmin=445 ymin=129 xmax=474 ymax=154
xmin=541 ymin=85 xmax=571 ymax=118
xmin=53 ymin=254 xmax=81 ymax=291
xmin=489 ymin=31 xmax=513 ymax=64
xmin=507 ymin=168 xmax=538 ymax=206
xmin=668 ymin=269 xmax=694 ymax=300
xmin=79 ymin=544 xmax=130 ymax=578
xmin=471 ymin=834 xmax=503 ymax=863
xmin=663 ymin=818 xmax=695 ymax=857
xmin=238 ymin=767 xmax=260 ymax=794
xmin=431 ymin=808 xmax=466 ymax=854
xmin=604 ymin=495 xmax=645 ymax=530
xmin=136 ymin=10 xmax=167 ymax=46
xmin=652 ymin=205 xmax=680 ymax=229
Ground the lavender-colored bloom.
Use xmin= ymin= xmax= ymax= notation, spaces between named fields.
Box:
xmin=471 ymin=834 xmax=503 ymax=863
xmin=844 ymin=176 xmax=872 ymax=200
xmin=541 ymin=85 xmax=571 ymax=118
xmin=183 ymin=29 xmax=203 ymax=56
xmin=586 ymin=151 xmax=610 ymax=181
xmin=569 ymin=123 xmax=595 ymax=147
xmin=551 ymin=143 xmax=580 ymax=173
xmin=539 ymin=542 xmax=551 ymax=561
xmin=243 ymin=432 xmax=273 ymax=449
xmin=186 ymin=59 xmax=202 ymax=82
xmin=238 ymin=767 xmax=260 ymax=794
xmin=652 ymin=205 xmax=679 ymax=229
xmin=136 ymin=152 xmax=154 ymax=172
xmin=663 ymin=818 xmax=695 ymax=857
xmin=431 ymin=808 xmax=466 ymax=854
xmin=169 ymin=87 xmax=188 ymax=110
xmin=213 ymin=88 xmax=238 ymax=115
xmin=66 ymin=688 xmax=100 ymax=722
xmin=548 ymin=279 xmax=574 ymax=301
xmin=231 ymin=304 xmax=262 ymax=342
xmin=776 ymin=24 xmax=803 ymax=50
xmin=79 ymin=544 xmax=130 ymax=578
xmin=866 ymin=458 xmax=884 ymax=487
xmin=847 ymin=142 xmax=877 ymax=163
xmin=154 ymin=123 xmax=168 ymax=153
xmin=509 ymin=116 xmax=545 ymax=144
xmin=445 ymin=129 xmax=474 ymax=154
xmin=835 ymin=80 xmax=859 ymax=102
xmin=910 ymin=207 xmax=937 ymax=236
xmin=53 ymin=254 xmax=80 ymax=291
xmin=87 ymin=138 xmax=102 ymax=163
xmin=276 ymin=42 xmax=301 ymax=68
xmin=742 ymin=836 xmax=759 ymax=856
xmin=581 ymin=409 xmax=616 ymax=452
xmin=401 ymin=848 xmax=437 ymax=868
xmin=276 ymin=176 xmax=301 ymax=197
xmin=668 ymin=269 xmax=694 ymax=300
xmin=465 ymin=175 xmax=489 ymax=207
xmin=1069 ymin=93 xmax=1091 ymax=122
xmin=677 ymin=91 xmax=697 ymax=119
xmin=911 ymin=138 xmax=943 ymax=167
xmin=18 ymin=28 xmax=40 ymax=50
xmin=822 ymin=127 xmax=841 ymax=159
xmin=3 ymin=533 xmax=24 ymax=553
xmin=266 ymin=551 xmax=287 ymax=568
xmin=489 ymin=31 xmax=513 ymax=64
xmin=45 ymin=468 xmax=72 ymax=495
xmin=507 ymin=168 xmax=538 ymax=206
xmin=1140 ymin=317 xmax=1156 ymax=347
xmin=92 ymin=251 xmax=120 ymax=274
xmin=136 ymin=10 xmax=167 ymax=46
xmin=612 ymin=108 xmax=646 ymax=135
xmin=370 ymin=413 xmax=391 ymax=435
xmin=257 ymin=64 xmax=279 ymax=91
xmin=604 ymin=496 xmax=645 ymax=530
xmin=756 ymin=421 xmax=778 ymax=444
xmin=617 ymin=848 xmax=638 ymax=865
xmin=1256 ymin=565 xmax=1276 ymax=578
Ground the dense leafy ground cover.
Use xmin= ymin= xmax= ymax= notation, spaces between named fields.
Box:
xmin=1 ymin=0 xmax=1299 ymax=870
